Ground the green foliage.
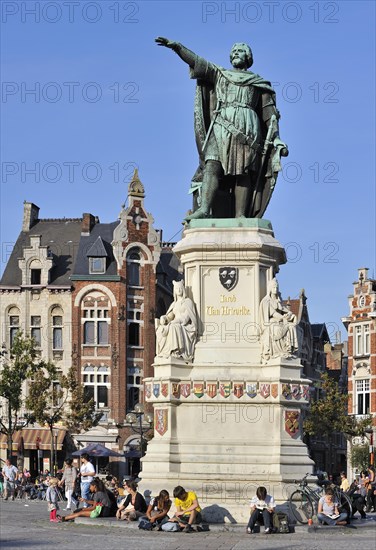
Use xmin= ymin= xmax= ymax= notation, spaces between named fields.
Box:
xmin=350 ymin=445 xmax=370 ymax=471
xmin=26 ymin=364 xmax=100 ymax=433
xmin=303 ymin=373 xmax=348 ymax=437
xmin=303 ymin=372 xmax=371 ymax=438
xmin=0 ymin=333 xmax=45 ymax=437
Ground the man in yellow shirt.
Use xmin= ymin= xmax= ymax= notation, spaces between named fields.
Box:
xmin=171 ymin=485 xmax=202 ymax=532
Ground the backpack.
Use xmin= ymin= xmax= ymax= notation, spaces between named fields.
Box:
xmin=138 ymin=517 xmax=152 ymax=531
xmin=161 ymin=521 xmax=180 ymax=532
xmin=273 ymin=512 xmax=290 ymax=533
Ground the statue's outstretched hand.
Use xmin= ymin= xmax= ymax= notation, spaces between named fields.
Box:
xmin=155 ymin=36 xmax=176 ymax=49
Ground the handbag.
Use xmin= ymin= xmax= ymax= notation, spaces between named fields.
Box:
xmin=90 ymin=504 xmax=103 ymax=518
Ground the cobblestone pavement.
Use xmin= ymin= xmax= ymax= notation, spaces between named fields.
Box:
xmin=1 ymin=499 xmax=375 ymax=550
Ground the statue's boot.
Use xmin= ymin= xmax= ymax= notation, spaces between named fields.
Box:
xmin=234 ymin=181 xmax=251 ymax=218
xmin=185 ymin=207 xmax=210 ymax=221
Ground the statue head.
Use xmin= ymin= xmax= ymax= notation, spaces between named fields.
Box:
xmin=267 ymin=278 xmax=279 ymax=296
xmin=173 ymin=280 xmax=186 ymax=300
xmin=230 ymin=43 xmax=253 ymax=69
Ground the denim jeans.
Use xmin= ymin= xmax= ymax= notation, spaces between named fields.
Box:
xmin=80 ymin=482 xmax=91 ymax=507
xmin=317 ymin=512 xmax=347 ymax=525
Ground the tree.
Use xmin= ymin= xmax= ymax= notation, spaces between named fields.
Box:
xmin=26 ymin=363 xmax=101 ymax=473
xmin=304 ymin=373 xmax=371 ymax=438
xmin=350 ymin=444 xmax=369 ymax=472
xmin=0 ymin=333 xmax=45 ymax=460
xmin=303 ymin=372 xmax=371 ymax=471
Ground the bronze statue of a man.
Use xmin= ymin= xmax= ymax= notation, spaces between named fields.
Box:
xmin=156 ymin=38 xmax=288 ymax=220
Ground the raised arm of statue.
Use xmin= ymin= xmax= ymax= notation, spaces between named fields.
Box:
xmin=155 ymin=36 xmax=197 ymax=68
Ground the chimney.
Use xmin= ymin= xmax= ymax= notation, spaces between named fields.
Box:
xmin=81 ymin=213 xmax=96 ymax=235
xmin=22 ymin=201 xmax=39 ymax=231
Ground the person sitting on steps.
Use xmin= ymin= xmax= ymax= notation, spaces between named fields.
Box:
xmin=247 ymin=486 xmax=275 ymax=534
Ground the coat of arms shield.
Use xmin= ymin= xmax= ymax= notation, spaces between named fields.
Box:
xmin=301 ymin=385 xmax=310 ymax=401
xmin=206 ymin=383 xmax=217 ymax=398
xmin=145 ymin=383 xmax=152 ymax=399
xmin=219 ymin=267 xmax=239 ymax=291
xmin=271 ymin=383 xmax=278 ymax=398
xmin=246 ymin=383 xmax=257 ymax=398
xmin=233 ymin=383 xmax=244 ymax=398
xmin=161 ymin=383 xmax=169 ymax=398
xmin=285 ymin=409 xmax=300 ymax=437
xmin=292 ymin=384 xmax=301 ymax=399
xmin=259 ymin=383 xmax=270 ymax=399
xmin=282 ymin=383 xmax=292 ymax=400
xmin=153 ymin=383 xmax=160 ymax=398
xmin=155 ymin=408 xmax=168 ymax=436
xmin=193 ymin=383 xmax=204 ymax=398
xmin=172 ymin=383 xmax=180 ymax=398
xmin=180 ymin=382 xmax=191 ymax=398
xmin=219 ymin=382 xmax=231 ymax=398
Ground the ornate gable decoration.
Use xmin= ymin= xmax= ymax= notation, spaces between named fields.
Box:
xmin=128 ymin=168 xmax=145 ymax=198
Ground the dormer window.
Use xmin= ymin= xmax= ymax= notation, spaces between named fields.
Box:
xmin=89 ymin=257 xmax=106 ymax=274
xmin=31 ymin=269 xmax=41 ymax=285
xmin=86 ymin=236 xmax=108 ymax=275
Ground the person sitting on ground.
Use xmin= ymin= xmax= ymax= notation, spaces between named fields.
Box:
xmin=247 ymin=486 xmax=275 ymax=534
xmin=169 ymin=485 xmax=202 ymax=532
xmin=116 ymin=480 xmax=147 ymax=521
xmin=61 ymin=478 xmax=112 ymax=521
xmin=347 ymin=480 xmax=366 ymax=519
xmin=317 ymin=487 xmax=347 ymax=525
xmin=145 ymin=490 xmax=171 ymax=530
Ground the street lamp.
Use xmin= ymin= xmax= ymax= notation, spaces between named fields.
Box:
xmin=125 ymin=403 xmax=153 ymax=465
xmin=365 ymin=428 xmax=374 ymax=466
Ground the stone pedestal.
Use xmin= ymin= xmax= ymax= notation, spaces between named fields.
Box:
xmin=141 ymin=220 xmax=313 ymax=522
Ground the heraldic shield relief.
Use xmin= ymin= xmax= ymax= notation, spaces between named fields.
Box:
xmin=233 ymin=383 xmax=244 ymax=398
xmin=145 ymin=383 xmax=152 ymax=399
xmin=194 ymin=383 xmax=204 ymax=398
xmin=246 ymin=383 xmax=257 ymax=398
xmin=180 ymin=382 xmax=191 ymax=398
xmin=206 ymin=382 xmax=217 ymax=398
xmin=219 ymin=382 xmax=231 ymax=398
xmin=285 ymin=409 xmax=300 ymax=437
xmin=161 ymin=383 xmax=169 ymax=398
xmin=259 ymin=383 xmax=270 ymax=399
xmin=155 ymin=408 xmax=168 ymax=436
xmin=219 ymin=267 xmax=239 ymax=291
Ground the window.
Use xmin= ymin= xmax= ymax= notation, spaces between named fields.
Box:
xmin=356 ymin=379 xmax=370 ymax=415
xmin=52 ymin=381 xmax=62 ymax=407
xmin=31 ymin=316 xmax=41 ymax=347
xmin=9 ymin=313 xmax=20 ymax=347
xmin=31 ymin=269 xmax=41 ymax=285
xmin=127 ymin=250 xmax=141 ymax=286
xmin=354 ymin=324 xmax=370 ymax=356
xmin=89 ymin=257 xmax=106 ymax=274
xmin=127 ymin=365 xmax=143 ymax=412
xmin=83 ymin=365 xmax=110 ymax=409
xmin=82 ymin=294 xmax=110 ymax=346
xmin=128 ymin=323 xmax=140 ymax=346
xmin=52 ymin=315 xmax=63 ymax=350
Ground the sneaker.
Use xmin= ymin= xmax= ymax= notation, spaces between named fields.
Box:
xmin=264 ymin=528 xmax=271 ymax=534
xmin=246 ymin=527 xmax=253 ymax=534
xmin=183 ymin=525 xmax=194 ymax=533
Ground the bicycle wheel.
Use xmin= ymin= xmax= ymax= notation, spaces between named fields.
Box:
xmin=336 ymin=490 xmax=353 ymax=518
xmin=289 ymin=490 xmax=314 ymax=524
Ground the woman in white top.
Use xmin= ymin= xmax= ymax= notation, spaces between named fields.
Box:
xmin=317 ymin=487 xmax=347 ymax=525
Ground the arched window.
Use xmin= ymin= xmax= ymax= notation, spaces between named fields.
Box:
xmin=50 ymin=306 xmax=63 ymax=358
xmin=29 ymin=259 xmax=42 ymax=285
xmin=7 ymin=307 xmax=20 ymax=348
xmin=81 ymin=292 xmax=110 ymax=346
xmin=127 ymin=249 xmax=141 ymax=286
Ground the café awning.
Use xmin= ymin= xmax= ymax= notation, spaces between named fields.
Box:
xmin=0 ymin=428 xmax=66 ymax=451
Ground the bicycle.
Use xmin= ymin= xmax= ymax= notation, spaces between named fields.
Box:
xmin=289 ymin=473 xmax=353 ymax=524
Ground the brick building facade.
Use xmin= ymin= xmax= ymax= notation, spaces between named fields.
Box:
xmin=0 ymin=171 xmax=179 ymax=475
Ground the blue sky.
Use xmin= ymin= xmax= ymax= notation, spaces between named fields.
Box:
xmin=1 ymin=0 xmax=375 ymax=341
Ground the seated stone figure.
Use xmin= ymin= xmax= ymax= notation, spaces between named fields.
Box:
xmin=259 ymin=278 xmax=298 ymax=363
xmin=155 ymin=280 xmax=197 ymax=362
